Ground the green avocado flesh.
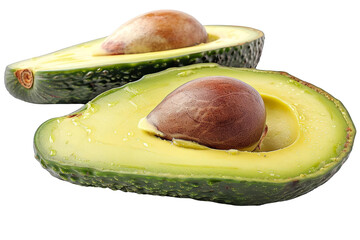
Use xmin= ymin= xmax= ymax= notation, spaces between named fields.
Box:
xmin=5 ymin=25 xmax=264 ymax=104
xmin=34 ymin=64 xmax=355 ymax=205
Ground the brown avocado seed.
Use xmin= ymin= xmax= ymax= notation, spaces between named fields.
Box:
xmin=101 ymin=10 xmax=207 ymax=55
xmin=146 ymin=76 xmax=267 ymax=150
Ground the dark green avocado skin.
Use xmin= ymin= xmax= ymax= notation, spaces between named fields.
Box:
xmin=35 ymin=150 xmax=348 ymax=205
xmin=5 ymin=37 xmax=264 ymax=104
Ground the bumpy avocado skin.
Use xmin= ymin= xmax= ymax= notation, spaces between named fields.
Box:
xmin=35 ymin=150 xmax=348 ymax=205
xmin=5 ymin=37 xmax=264 ymax=104
xmin=33 ymin=65 xmax=356 ymax=205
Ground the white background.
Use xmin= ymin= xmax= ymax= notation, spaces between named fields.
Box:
xmin=1 ymin=0 xmax=359 ymax=239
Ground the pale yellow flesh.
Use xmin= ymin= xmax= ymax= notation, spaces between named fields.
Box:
xmin=36 ymin=65 xmax=348 ymax=181
xmin=10 ymin=26 xmax=262 ymax=71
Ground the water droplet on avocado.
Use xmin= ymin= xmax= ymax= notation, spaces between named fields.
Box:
xmin=107 ymin=101 xmax=119 ymax=107
xmin=124 ymin=86 xmax=140 ymax=95
xmin=71 ymin=119 xmax=78 ymax=126
xmin=129 ymin=100 xmax=138 ymax=109
xmin=226 ymin=149 xmax=239 ymax=155
xmin=177 ymin=70 xmax=196 ymax=77
xmin=87 ymin=103 xmax=99 ymax=113
xmin=50 ymin=149 xmax=57 ymax=156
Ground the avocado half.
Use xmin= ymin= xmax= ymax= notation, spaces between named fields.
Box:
xmin=5 ymin=26 xmax=264 ymax=104
xmin=34 ymin=64 xmax=355 ymax=205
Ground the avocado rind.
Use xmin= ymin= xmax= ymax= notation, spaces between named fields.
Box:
xmin=35 ymin=148 xmax=349 ymax=205
xmin=5 ymin=27 xmax=264 ymax=104
xmin=33 ymin=64 xmax=356 ymax=205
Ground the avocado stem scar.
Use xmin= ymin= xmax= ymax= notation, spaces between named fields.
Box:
xmin=15 ymin=68 xmax=34 ymax=89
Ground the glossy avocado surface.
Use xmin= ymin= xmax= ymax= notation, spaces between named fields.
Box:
xmin=5 ymin=26 xmax=264 ymax=104
xmin=34 ymin=64 xmax=355 ymax=205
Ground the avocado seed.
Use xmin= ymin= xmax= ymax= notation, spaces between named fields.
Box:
xmin=101 ymin=10 xmax=207 ymax=55
xmin=145 ymin=76 xmax=267 ymax=150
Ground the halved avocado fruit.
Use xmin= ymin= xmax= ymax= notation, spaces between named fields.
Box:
xmin=5 ymin=26 xmax=264 ymax=104
xmin=34 ymin=64 xmax=355 ymax=205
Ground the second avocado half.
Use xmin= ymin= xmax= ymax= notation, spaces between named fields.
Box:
xmin=34 ymin=64 xmax=355 ymax=205
xmin=5 ymin=25 xmax=264 ymax=104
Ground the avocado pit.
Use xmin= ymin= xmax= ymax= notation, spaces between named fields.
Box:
xmin=100 ymin=10 xmax=208 ymax=55
xmin=142 ymin=76 xmax=267 ymax=150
